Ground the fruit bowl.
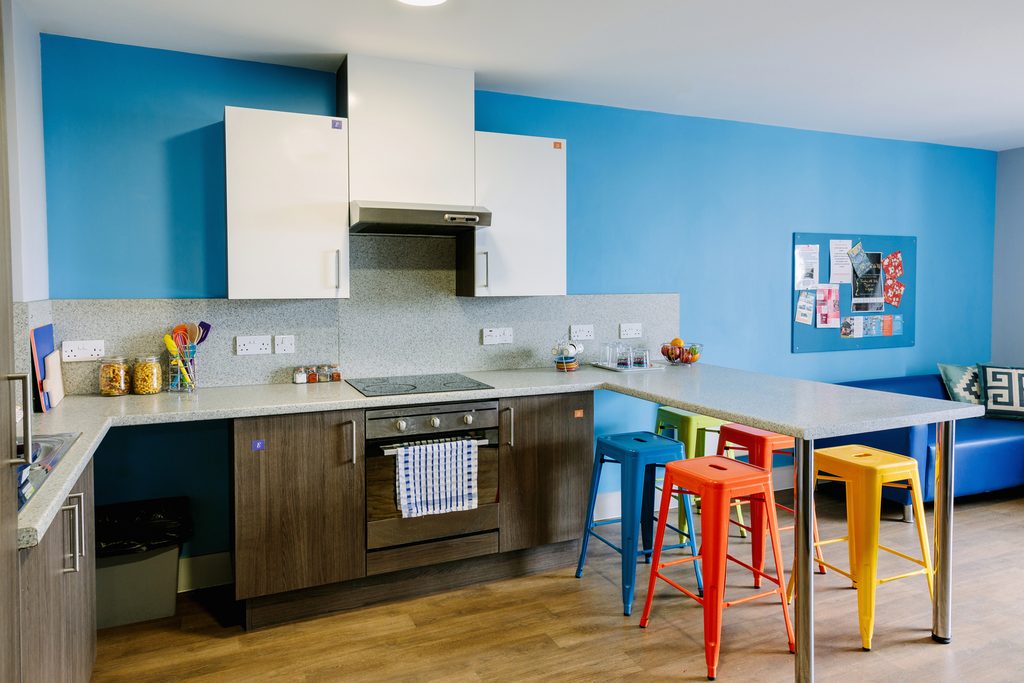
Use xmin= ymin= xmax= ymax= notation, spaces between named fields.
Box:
xmin=660 ymin=341 xmax=703 ymax=365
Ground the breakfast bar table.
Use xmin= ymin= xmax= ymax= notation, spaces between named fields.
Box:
xmin=596 ymin=365 xmax=986 ymax=682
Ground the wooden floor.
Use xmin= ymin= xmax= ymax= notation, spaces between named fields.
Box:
xmin=93 ymin=487 xmax=1024 ymax=682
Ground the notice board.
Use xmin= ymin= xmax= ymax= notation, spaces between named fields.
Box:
xmin=791 ymin=232 xmax=916 ymax=353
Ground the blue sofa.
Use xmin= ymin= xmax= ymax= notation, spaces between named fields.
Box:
xmin=819 ymin=374 xmax=1024 ymax=515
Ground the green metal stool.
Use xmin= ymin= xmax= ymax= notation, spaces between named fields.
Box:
xmin=655 ymin=406 xmax=747 ymax=538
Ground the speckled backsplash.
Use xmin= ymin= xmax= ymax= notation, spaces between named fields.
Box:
xmin=14 ymin=236 xmax=678 ymax=395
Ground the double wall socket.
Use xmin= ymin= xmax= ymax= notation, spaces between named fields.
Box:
xmin=570 ymin=324 xmax=594 ymax=341
xmin=482 ymin=328 xmax=514 ymax=345
xmin=619 ymin=323 xmax=643 ymax=339
xmin=236 ymin=335 xmax=273 ymax=355
xmin=61 ymin=340 xmax=105 ymax=362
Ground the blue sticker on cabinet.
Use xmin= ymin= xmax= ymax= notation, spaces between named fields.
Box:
xmin=252 ymin=439 xmax=266 ymax=452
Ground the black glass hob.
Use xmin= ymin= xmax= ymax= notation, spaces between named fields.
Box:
xmin=346 ymin=373 xmax=493 ymax=397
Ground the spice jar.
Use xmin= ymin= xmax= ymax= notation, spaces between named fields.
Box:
xmin=293 ymin=366 xmax=308 ymax=384
xmin=99 ymin=357 xmax=131 ymax=397
xmin=329 ymin=364 xmax=342 ymax=382
xmin=133 ymin=356 xmax=162 ymax=395
xmin=317 ymin=365 xmax=330 ymax=383
xmin=306 ymin=366 xmax=319 ymax=383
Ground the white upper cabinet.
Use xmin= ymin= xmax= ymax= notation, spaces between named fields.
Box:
xmin=344 ymin=55 xmax=475 ymax=206
xmin=473 ymin=132 xmax=567 ymax=297
xmin=225 ymin=106 xmax=350 ymax=299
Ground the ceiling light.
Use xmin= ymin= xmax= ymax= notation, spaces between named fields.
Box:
xmin=397 ymin=0 xmax=447 ymax=6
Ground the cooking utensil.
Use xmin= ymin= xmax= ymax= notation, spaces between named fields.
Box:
xmin=197 ymin=321 xmax=211 ymax=344
xmin=163 ymin=334 xmax=192 ymax=384
xmin=186 ymin=322 xmax=200 ymax=345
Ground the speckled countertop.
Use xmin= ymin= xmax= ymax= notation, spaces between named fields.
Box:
xmin=18 ymin=364 xmax=983 ymax=549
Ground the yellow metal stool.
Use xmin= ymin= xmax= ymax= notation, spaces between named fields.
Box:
xmin=655 ymin=406 xmax=747 ymax=538
xmin=804 ymin=444 xmax=934 ymax=651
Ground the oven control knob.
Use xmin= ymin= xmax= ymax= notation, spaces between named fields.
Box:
xmin=463 ymin=414 xmax=474 ymax=425
xmin=430 ymin=417 xmax=441 ymax=428
xmin=395 ymin=419 xmax=408 ymax=432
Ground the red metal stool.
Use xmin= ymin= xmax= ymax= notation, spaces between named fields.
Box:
xmin=716 ymin=423 xmax=826 ymax=588
xmin=639 ymin=456 xmax=794 ymax=681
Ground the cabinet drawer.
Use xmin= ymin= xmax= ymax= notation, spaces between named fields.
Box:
xmin=366 ymin=532 xmax=499 ymax=576
xmin=367 ymin=503 xmax=499 ymax=550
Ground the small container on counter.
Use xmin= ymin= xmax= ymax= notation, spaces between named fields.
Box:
xmin=317 ymin=365 xmax=330 ymax=383
xmin=329 ymin=364 xmax=342 ymax=382
xmin=99 ymin=357 xmax=131 ymax=397
xmin=306 ymin=366 xmax=319 ymax=383
xmin=133 ymin=356 xmax=162 ymax=394
xmin=293 ymin=366 xmax=308 ymax=384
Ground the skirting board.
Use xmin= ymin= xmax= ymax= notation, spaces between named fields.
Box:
xmin=592 ymin=465 xmax=794 ymax=522
xmin=177 ymin=552 xmax=233 ymax=593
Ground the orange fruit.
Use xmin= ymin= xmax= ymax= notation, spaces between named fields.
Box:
xmin=670 ymin=337 xmax=684 ymax=347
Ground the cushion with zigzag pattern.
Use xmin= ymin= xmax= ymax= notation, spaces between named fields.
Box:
xmin=937 ymin=363 xmax=982 ymax=405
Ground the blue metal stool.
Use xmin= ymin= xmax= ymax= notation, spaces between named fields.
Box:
xmin=575 ymin=431 xmax=703 ymax=615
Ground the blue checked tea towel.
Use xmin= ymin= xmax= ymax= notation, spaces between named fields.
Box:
xmin=396 ymin=440 xmax=478 ymax=518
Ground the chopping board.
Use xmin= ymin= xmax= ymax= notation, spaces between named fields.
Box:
xmin=42 ymin=352 xmax=65 ymax=408
xmin=30 ymin=324 xmax=55 ymax=412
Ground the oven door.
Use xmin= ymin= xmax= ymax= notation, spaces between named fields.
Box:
xmin=365 ymin=425 xmax=499 ymax=575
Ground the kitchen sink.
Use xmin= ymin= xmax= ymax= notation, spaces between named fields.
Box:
xmin=17 ymin=432 xmax=82 ymax=511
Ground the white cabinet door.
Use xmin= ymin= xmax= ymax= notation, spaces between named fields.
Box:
xmin=474 ymin=132 xmax=567 ymax=297
xmin=225 ymin=107 xmax=349 ymax=299
xmin=346 ymin=55 xmax=475 ymax=206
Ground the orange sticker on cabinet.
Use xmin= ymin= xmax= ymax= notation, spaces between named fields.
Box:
xmin=574 ymin=409 xmax=584 ymax=418
xmin=553 ymin=141 xmax=563 ymax=149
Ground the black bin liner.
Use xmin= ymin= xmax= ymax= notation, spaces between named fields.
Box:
xmin=95 ymin=496 xmax=193 ymax=559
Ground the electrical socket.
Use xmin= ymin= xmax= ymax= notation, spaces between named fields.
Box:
xmin=482 ymin=328 xmax=514 ymax=345
xmin=273 ymin=335 xmax=296 ymax=354
xmin=61 ymin=340 xmax=105 ymax=362
xmin=570 ymin=324 xmax=594 ymax=341
xmin=619 ymin=323 xmax=643 ymax=339
xmin=236 ymin=335 xmax=273 ymax=355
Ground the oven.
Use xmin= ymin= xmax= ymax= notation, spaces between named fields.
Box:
xmin=364 ymin=400 xmax=500 ymax=575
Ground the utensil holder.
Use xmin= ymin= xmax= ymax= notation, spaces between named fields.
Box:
xmin=168 ymin=343 xmax=197 ymax=393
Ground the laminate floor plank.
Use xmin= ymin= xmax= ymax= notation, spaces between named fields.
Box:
xmin=94 ymin=488 xmax=1024 ymax=682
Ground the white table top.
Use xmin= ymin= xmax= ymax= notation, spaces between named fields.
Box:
xmin=17 ymin=364 xmax=982 ymax=548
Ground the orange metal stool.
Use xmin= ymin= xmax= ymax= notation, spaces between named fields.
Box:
xmin=639 ymin=456 xmax=794 ymax=681
xmin=716 ymin=423 xmax=826 ymax=587
xmin=806 ymin=445 xmax=934 ymax=651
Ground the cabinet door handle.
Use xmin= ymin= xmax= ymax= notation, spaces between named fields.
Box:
xmin=5 ymin=373 xmax=32 ymax=466
xmin=69 ymin=492 xmax=86 ymax=559
xmin=505 ymin=406 xmax=515 ymax=448
xmin=479 ymin=251 xmax=489 ymax=288
xmin=61 ymin=502 xmax=81 ymax=574
xmin=345 ymin=420 xmax=357 ymax=464
xmin=335 ymin=249 xmax=342 ymax=290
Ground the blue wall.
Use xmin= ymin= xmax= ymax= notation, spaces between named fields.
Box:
xmin=41 ymin=35 xmax=335 ymax=298
xmin=41 ymin=38 xmax=998 ymax=520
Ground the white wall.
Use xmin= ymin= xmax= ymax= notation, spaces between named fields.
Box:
xmin=992 ymin=147 xmax=1024 ymax=365
xmin=2 ymin=0 xmax=48 ymax=303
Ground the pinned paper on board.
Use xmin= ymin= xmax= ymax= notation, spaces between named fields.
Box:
xmin=829 ymin=239 xmax=853 ymax=283
xmin=816 ymin=284 xmax=840 ymax=328
xmin=847 ymin=242 xmax=873 ymax=278
xmin=794 ymin=245 xmax=820 ymax=290
xmin=795 ymin=290 xmax=815 ymax=325
xmin=851 ymin=251 xmax=884 ymax=312
xmin=840 ymin=317 xmax=863 ymax=339
xmin=884 ymin=279 xmax=906 ymax=307
xmin=882 ymin=251 xmax=904 ymax=280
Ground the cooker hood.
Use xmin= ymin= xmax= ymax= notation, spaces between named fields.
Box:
xmin=349 ymin=201 xmax=491 ymax=236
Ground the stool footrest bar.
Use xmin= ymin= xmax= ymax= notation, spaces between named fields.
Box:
xmin=723 ymin=589 xmax=785 ymax=609
xmin=878 ymin=543 xmax=930 ymax=566
xmin=726 ymin=554 xmax=782 ymax=586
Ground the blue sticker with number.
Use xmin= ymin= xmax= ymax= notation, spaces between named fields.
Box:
xmin=252 ymin=439 xmax=266 ymax=452
xmin=331 ymin=120 xmax=343 ymax=130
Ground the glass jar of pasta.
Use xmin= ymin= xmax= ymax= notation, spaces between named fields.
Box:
xmin=133 ymin=356 xmax=162 ymax=395
xmin=99 ymin=357 xmax=131 ymax=397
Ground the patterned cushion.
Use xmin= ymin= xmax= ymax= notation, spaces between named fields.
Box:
xmin=978 ymin=364 xmax=1024 ymax=420
xmin=937 ymin=363 xmax=981 ymax=404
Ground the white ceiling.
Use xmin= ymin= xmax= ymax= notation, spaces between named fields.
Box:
xmin=25 ymin=0 xmax=1024 ymax=150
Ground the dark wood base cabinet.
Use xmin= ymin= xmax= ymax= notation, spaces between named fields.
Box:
xmin=18 ymin=462 xmax=96 ymax=683
xmin=233 ymin=392 xmax=594 ymax=629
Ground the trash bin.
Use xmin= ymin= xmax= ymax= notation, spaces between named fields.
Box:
xmin=95 ymin=496 xmax=193 ymax=629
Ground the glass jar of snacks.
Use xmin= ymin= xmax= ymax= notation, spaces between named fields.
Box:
xmin=133 ymin=356 xmax=162 ymax=395
xmin=99 ymin=356 xmax=131 ymax=397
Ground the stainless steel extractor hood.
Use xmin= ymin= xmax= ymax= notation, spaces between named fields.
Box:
xmin=349 ymin=201 xmax=491 ymax=236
